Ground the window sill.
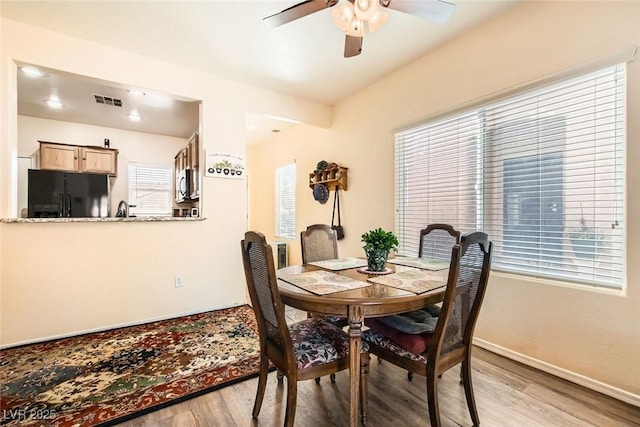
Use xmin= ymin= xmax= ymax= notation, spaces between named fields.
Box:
xmin=491 ymin=270 xmax=626 ymax=297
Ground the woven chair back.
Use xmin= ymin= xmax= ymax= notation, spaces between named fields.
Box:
xmin=241 ymin=231 xmax=293 ymax=358
xmin=301 ymin=224 xmax=339 ymax=264
xmin=418 ymin=224 xmax=461 ymax=262
xmin=431 ymin=231 xmax=492 ymax=359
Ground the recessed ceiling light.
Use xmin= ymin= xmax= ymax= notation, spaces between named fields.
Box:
xmin=46 ymin=93 xmax=63 ymax=109
xmin=129 ymin=109 xmax=141 ymax=122
xmin=21 ymin=66 xmax=44 ymax=78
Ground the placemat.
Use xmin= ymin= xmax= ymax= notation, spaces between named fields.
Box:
xmin=387 ymin=256 xmax=449 ymax=271
xmin=367 ymin=269 xmax=446 ymax=294
xmin=279 ymin=270 xmax=371 ymax=295
xmin=307 ymin=257 xmax=368 ymax=271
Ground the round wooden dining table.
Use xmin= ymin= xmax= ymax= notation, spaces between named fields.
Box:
xmin=276 ymin=262 xmax=449 ymax=427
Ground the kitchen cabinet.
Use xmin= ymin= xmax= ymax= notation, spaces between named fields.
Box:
xmin=81 ymin=146 xmax=118 ymax=175
xmin=36 ymin=141 xmax=119 ymax=176
xmin=174 ymin=133 xmax=199 ymax=204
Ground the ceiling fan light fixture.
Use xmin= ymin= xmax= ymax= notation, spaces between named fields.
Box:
xmin=367 ymin=9 xmax=388 ymax=33
xmin=354 ymin=0 xmax=379 ymax=21
xmin=333 ymin=0 xmax=386 ymax=37
xmin=331 ymin=2 xmax=354 ymax=32
xmin=346 ymin=18 xmax=366 ymax=37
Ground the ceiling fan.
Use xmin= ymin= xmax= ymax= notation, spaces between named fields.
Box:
xmin=264 ymin=0 xmax=456 ymax=58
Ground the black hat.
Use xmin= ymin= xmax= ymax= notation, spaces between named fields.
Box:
xmin=312 ymin=184 xmax=329 ymax=204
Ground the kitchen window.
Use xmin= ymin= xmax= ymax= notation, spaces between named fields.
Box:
xmin=276 ymin=163 xmax=296 ymax=239
xmin=128 ymin=162 xmax=172 ymax=217
xmin=395 ymin=63 xmax=626 ymax=289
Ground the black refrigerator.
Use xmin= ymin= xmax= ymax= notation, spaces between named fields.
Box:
xmin=28 ymin=169 xmax=110 ymax=218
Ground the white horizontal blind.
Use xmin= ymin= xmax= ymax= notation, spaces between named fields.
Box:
xmin=395 ymin=63 xmax=625 ymax=289
xmin=485 ymin=64 xmax=625 ymax=287
xmin=395 ymin=112 xmax=483 ymax=256
xmin=276 ymin=163 xmax=296 ymax=239
xmin=128 ymin=162 xmax=172 ymax=217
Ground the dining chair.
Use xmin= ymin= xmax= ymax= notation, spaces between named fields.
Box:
xmin=418 ymin=223 xmax=461 ymax=261
xmin=363 ymin=231 xmax=492 ymax=427
xmin=366 ymin=224 xmax=460 ymax=380
xmin=301 ymin=224 xmax=348 ymax=330
xmin=300 ymin=224 xmax=339 ymax=264
xmin=241 ymin=231 xmax=370 ymax=427
xmin=299 ymin=224 xmax=348 ymax=384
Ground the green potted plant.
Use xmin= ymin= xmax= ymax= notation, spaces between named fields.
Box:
xmin=361 ymin=228 xmax=399 ymax=272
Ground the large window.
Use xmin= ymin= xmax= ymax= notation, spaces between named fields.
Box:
xmin=128 ymin=162 xmax=172 ymax=217
xmin=395 ymin=63 xmax=626 ymax=289
xmin=276 ymin=163 xmax=296 ymax=239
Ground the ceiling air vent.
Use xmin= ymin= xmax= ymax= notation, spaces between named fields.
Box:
xmin=94 ymin=94 xmax=123 ymax=107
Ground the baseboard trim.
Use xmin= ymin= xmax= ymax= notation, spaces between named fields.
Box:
xmin=1 ymin=303 xmax=246 ymax=350
xmin=474 ymin=338 xmax=640 ymax=407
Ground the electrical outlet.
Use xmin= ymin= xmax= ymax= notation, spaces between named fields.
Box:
xmin=174 ymin=275 xmax=184 ymax=288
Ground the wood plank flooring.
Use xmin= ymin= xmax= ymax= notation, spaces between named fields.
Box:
xmin=118 ymin=309 xmax=640 ymax=427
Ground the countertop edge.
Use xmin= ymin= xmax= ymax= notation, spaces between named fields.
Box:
xmin=0 ymin=217 xmax=206 ymax=223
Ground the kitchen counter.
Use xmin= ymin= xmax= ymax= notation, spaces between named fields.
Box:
xmin=0 ymin=217 xmax=205 ymax=223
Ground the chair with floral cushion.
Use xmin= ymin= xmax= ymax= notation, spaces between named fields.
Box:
xmin=301 ymin=224 xmax=349 ymax=332
xmin=241 ymin=231 xmax=370 ymax=427
xmin=363 ymin=232 xmax=492 ymax=427
xmin=365 ymin=224 xmax=460 ymax=380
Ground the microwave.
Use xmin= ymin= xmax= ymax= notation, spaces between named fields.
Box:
xmin=176 ymin=169 xmax=191 ymax=203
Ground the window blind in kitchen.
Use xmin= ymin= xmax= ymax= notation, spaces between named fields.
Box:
xmin=128 ymin=162 xmax=172 ymax=217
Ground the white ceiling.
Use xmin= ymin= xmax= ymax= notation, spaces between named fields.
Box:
xmin=16 ymin=62 xmax=200 ymax=139
xmin=1 ymin=0 xmax=520 ymax=143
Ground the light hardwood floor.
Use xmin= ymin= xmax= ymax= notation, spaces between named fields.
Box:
xmin=119 ymin=309 xmax=640 ymax=427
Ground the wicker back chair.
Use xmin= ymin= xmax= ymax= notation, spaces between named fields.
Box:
xmin=300 ymin=224 xmax=339 ymax=264
xmin=368 ymin=224 xmax=460 ymax=380
xmin=300 ymin=224 xmax=347 ymax=335
xmin=364 ymin=232 xmax=492 ymax=427
xmin=241 ymin=231 xmax=369 ymax=427
xmin=418 ymin=223 xmax=460 ymax=261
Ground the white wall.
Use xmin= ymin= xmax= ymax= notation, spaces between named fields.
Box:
xmin=0 ymin=18 xmax=331 ymax=346
xmin=248 ymin=1 xmax=640 ymax=401
xmin=17 ymin=115 xmax=188 ymax=216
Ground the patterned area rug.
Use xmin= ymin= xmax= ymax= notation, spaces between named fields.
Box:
xmin=0 ymin=305 xmax=262 ymax=427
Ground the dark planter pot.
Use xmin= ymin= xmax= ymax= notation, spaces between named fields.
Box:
xmin=365 ymin=247 xmax=390 ymax=272
xmin=223 ymin=168 xmax=230 ymax=175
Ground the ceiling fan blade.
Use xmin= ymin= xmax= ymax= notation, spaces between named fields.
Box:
xmin=383 ymin=0 xmax=456 ymax=25
xmin=264 ymin=0 xmax=338 ymax=27
xmin=344 ymin=35 xmax=363 ymax=58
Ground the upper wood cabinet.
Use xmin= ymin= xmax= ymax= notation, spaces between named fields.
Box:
xmin=81 ymin=146 xmax=118 ymax=175
xmin=39 ymin=142 xmax=78 ymax=171
xmin=36 ymin=141 xmax=119 ymax=176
